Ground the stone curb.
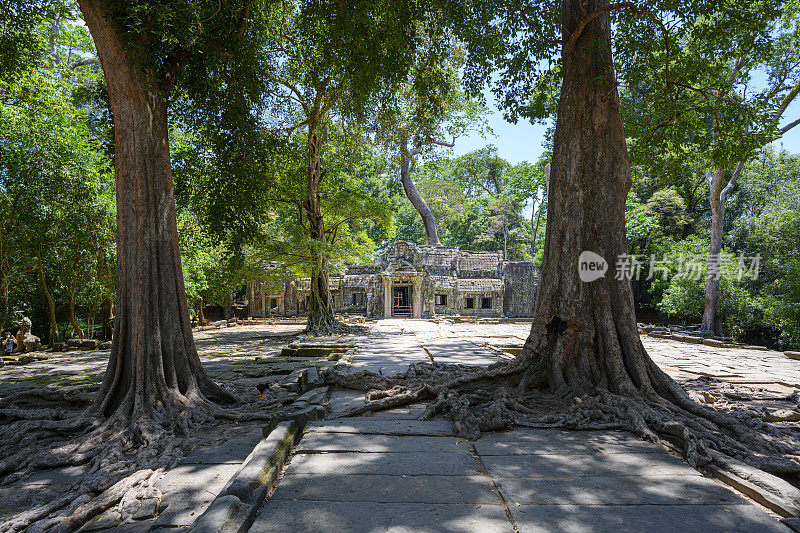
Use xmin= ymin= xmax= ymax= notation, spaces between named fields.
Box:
xmin=643 ymin=330 xmax=775 ymax=351
xmin=187 ymin=420 xmax=301 ymax=533
xmin=333 ymin=347 xmax=358 ymax=368
xmin=783 ymin=517 xmax=800 ymax=532
xmin=709 ymin=451 xmax=800 ymax=518
xmin=708 ymin=465 xmax=800 ymax=518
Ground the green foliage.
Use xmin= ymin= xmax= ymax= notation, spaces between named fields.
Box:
xmin=252 ymin=126 xmax=394 ymax=278
xmin=625 ymin=191 xmax=658 ymax=252
xmin=633 ymin=147 xmax=800 ymax=349
xmin=0 ymin=14 xmax=114 ymax=339
xmin=655 ymin=237 xmax=760 ymax=337
xmin=726 ymin=149 xmax=800 ymax=348
xmin=398 ymin=146 xmax=540 ymax=259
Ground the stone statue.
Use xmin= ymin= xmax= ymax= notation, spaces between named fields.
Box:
xmin=16 ymin=317 xmax=41 ymax=353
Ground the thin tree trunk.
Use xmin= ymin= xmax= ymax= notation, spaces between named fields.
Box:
xmin=304 ymin=119 xmax=337 ymax=333
xmin=69 ymin=290 xmax=85 ymax=339
xmin=400 ymin=139 xmax=442 ymax=246
xmin=37 ymin=250 xmax=59 ymax=345
xmin=502 ymin=215 xmax=508 ymax=260
xmin=701 ymin=167 xmax=725 ymax=335
xmin=520 ymin=0 xmax=678 ymax=401
xmin=701 ymin=162 xmax=741 ymax=336
xmin=79 ymin=0 xmax=233 ymax=422
xmin=532 ymin=195 xmax=543 ymax=258
xmin=100 ymin=296 xmax=112 ymax=340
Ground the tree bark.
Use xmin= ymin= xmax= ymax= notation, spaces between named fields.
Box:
xmin=701 ymin=163 xmax=741 ymax=335
xmin=701 ymin=167 xmax=725 ymax=335
xmin=79 ymin=0 xmax=233 ymax=423
xmin=100 ymin=296 xmax=112 ymax=340
xmin=531 ymin=194 xmax=543 ymax=258
xmin=400 ymin=139 xmax=442 ymax=246
xmin=519 ymin=0 xmax=677 ymax=401
xmin=35 ymin=248 xmax=59 ymax=345
xmin=69 ymin=290 xmax=85 ymax=339
xmin=304 ymin=119 xmax=337 ymax=333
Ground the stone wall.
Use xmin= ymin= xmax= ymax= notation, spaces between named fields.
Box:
xmin=246 ymin=242 xmax=540 ymax=320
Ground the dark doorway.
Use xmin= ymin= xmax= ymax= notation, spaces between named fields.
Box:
xmin=392 ymin=286 xmax=411 ymax=315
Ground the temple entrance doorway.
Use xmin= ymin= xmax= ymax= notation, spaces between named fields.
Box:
xmin=392 ymin=285 xmax=412 ymax=316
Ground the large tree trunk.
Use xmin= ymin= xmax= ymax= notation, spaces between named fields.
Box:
xmin=400 ymin=140 xmax=442 ymax=246
xmin=519 ymin=0 xmax=678 ymax=401
xmin=304 ymin=119 xmax=337 ymax=334
xmin=324 ymin=0 xmax=800 ymax=483
xmin=79 ymin=0 xmax=233 ymax=424
xmin=701 ymin=167 xmax=726 ymax=335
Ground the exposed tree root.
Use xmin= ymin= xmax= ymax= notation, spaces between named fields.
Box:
xmin=0 ymin=380 xmax=288 ymax=532
xmin=304 ymin=316 xmax=368 ymax=336
xmin=323 ymin=358 xmax=800 ymax=484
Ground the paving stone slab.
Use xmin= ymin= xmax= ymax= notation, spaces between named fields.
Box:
xmin=271 ymin=473 xmax=498 ymax=504
xmin=510 ymin=503 xmax=788 ymax=532
xmin=307 ymin=418 xmax=453 ymax=436
xmin=296 ymin=432 xmax=468 ymax=454
xmin=327 ymin=389 xmax=366 ymax=413
xmin=251 ymin=501 xmax=513 ymax=533
xmin=180 ymin=427 xmax=263 ymax=464
xmin=496 ymin=475 xmax=743 ymax=506
xmin=154 ymin=463 xmax=241 ymax=527
xmin=482 ymin=451 xmax=701 ymax=479
xmin=366 ymin=404 xmax=429 ymax=420
xmin=474 ymin=429 xmax=661 ymax=456
xmin=287 ymin=451 xmax=481 ymax=476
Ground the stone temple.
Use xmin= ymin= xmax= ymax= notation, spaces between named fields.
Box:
xmin=246 ymin=241 xmax=540 ymax=319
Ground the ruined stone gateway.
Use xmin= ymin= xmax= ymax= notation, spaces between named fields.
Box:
xmin=247 ymin=241 xmax=540 ymax=319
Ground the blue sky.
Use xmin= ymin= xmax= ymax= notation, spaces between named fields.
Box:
xmin=451 ymin=94 xmax=800 ymax=166
xmin=449 ymin=92 xmax=800 ymax=218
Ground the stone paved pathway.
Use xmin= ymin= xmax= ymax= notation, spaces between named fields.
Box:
xmin=2 ymin=319 xmax=797 ymax=531
xmin=249 ymin=319 xmax=794 ymax=533
xmin=251 ymin=417 xmax=787 ymax=532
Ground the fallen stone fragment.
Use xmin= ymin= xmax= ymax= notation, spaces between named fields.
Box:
xmin=300 ymin=366 xmax=324 ymax=391
xmin=702 ymin=338 xmax=728 ymax=347
xmin=672 ymin=334 xmax=704 ymax=345
xmin=763 ymin=409 xmax=800 ymax=423
xmin=79 ymin=339 xmax=100 ymax=350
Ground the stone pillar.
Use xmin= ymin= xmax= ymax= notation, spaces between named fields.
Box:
xmin=412 ymin=277 xmax=422 ymax=318
xmin=383 ymin=275 xmax=392 ymax=318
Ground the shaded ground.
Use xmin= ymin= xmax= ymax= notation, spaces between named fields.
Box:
xmin=0 ymin=323 xmax=368 ymax=525
xmin=250 ymin=318 xmax=797 ymax=532
xmin=254 ymin=417 xmax=785 ymax=532
xmin=1 ymin=318 xmax=797 ymax=530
